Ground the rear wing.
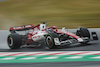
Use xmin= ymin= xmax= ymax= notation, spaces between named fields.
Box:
xmin=10 ymin=24 xmax=34 ymax=33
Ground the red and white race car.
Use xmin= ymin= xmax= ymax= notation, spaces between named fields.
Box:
xmin=7 ymin=21 xmax=98 ymax=49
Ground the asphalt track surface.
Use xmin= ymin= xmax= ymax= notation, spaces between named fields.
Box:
xmin=0 ymin=61 xmax=100 ymax=67
xmin=0 ymin=28 xmax=100 ymax=67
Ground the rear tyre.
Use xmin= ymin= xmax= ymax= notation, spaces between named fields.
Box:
xmin=7 ymin=33 xmax=22 ymax=49
xmin=45 ymin=33 xmax=59 ymax=49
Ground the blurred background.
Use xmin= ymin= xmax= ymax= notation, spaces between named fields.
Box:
xmin=0 ymin=0 xmax=100 ymax=30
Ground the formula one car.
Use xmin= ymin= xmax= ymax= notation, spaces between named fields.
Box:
xmin=7 ymin=21 xmax=98 ymax=49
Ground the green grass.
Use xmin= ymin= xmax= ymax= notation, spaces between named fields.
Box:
xmin=0 ymin=0 xmax=100 ymax=29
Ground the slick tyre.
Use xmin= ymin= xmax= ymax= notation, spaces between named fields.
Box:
xmin=80 ymin=27 xmax=90 ymax=39
xmin=45 ymin=33 xmax=59 ymax=49
xmin=76 ymin=27 xmax=90 ymax=44
xmin=7 ymin=33 xmax=22 ymax=49
xmin=76 ymin=27 xmax=90 ymax=39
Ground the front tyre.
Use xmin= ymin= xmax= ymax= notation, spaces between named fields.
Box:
xmin=76 ymin=27 xmax=90 ymax=44
xmin=45 ymin=33 xmax=59 ymax=49
xmin=7 ymin=33 xmax=22 ymax=49
xmin=76 ymin=27 xmax=90 ymax=39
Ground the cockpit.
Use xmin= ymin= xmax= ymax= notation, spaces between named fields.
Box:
xmin=46 ymin=26 xmax=57 ymax=33
xmin=46 ymin=28 xmax=54 ymax=33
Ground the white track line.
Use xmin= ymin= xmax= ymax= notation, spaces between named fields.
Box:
xmin=0 ymin=57 xmax=15 ymax=60
xmin=42 ymin=57 xmax=58 ymax=59
xmin=65 ymin=56 xmax=83 ymax=59
xmin=20 ymin=57 xmax=36 ymax=60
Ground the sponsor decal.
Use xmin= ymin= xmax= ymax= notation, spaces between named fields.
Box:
xmin=54 ymin=38 xmax=60 ymax=45
xmin=25 ymin=25 xmax=32 ymax=28
xmin=13 ymin=27 xmax=23 ymax=30
xmin=33 ymin=35 xmax=40 ymax=39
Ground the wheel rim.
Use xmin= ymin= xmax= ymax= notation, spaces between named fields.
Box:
xmin=46 ymin=36 xmax=52 ymax=46
xmin=8 ymin=37 xmax=13 ymax=46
